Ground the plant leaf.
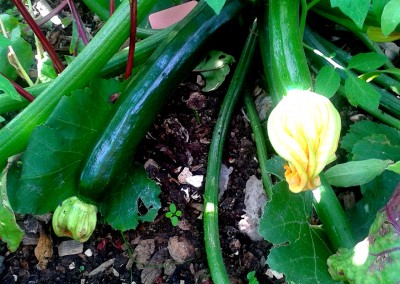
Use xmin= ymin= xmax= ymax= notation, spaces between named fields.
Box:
xmin=330 ymin=0 xmax=371 ymax=29
xmin=344 ymin=75 xmax=381 ymax=109
xmin=347 ymin=52 xmax=388 ymax=72
xmin=315 ymin=66 xmax=341 ymax=98
xmin=205 ymin=0 xmax=226 ymax=14
xmin=266 ymin=155 xmax=286 ymax=181
xmin=259 ymin=182 xmax=334 ymax=283
xmin=99 ymin=164 xmax=161 ymax=231
xmin=353 ymin=134 xmax=400 ymax=161
xmin=7 ymin=78 xmax=121 ymax=214
xmin=171 ymin=216 xmax=179 ymax=226
xmin=166 ymin=212 xmax=173 ymax=218
xmin=0 ymin=74 xmax=21 ymax=101
xmin=0 ymin=160 xmax=24 ymax=252
xmin=346 ymin=170 xmax=400 ymax=241
xmin=381 ymin=0 xmax=400 ymax=36
xmin=340 ymin=120 xmax=399 ymax=154
xmin=9 ymin=27 xmax=34 ymax=79
xmin=325 ymin=159 xmax=393 ymax=187
xmin=372 ymin=0 xmax=390 ymax=19
xmin=37 ymin=52 xmax=57 ymax=83
xmin=387 ymin=161 xmax=400 ymax=174
xmin=194 ymin=50 xmax=235 ymax=92
xmin=169 ymin=203 xmax=177 ymax=213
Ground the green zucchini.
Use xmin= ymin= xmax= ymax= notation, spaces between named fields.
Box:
xmin=79 ymin=0 xmax=247 ymax=201
xmin=261 ymin=0 xmax=312 ymax=105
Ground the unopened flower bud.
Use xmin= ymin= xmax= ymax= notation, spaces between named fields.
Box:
xmin=52 ymin=196 xmax=97 ymax=242
xmin=267 ymin=90 xmax=341 ymax=193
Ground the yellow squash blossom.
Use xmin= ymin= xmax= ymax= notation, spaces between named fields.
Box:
xmin=267 ymin=90 xmax=341 ymax=193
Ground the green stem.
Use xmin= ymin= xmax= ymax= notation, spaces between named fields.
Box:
xmin=336 ymin=85 xmax=400 ymax=130
xmin=0 ymin=22 xmax=172 ymax=114
xmin=243 ymin=92 xmax=273 ymax=199
xmin=311 ymin=7 xmax=400 ymax=78
xmin=302 ymin=30 xmax=400 ymax=117
xmin=312 ymin=173 xmax=356 ymax=250
xmin=0 ymin=0 xmax=157 ymax=168
xmin=303 ymin=27 xmax=400 ymax=127
xmin=204 ymin=20 xmax=258 ymax=284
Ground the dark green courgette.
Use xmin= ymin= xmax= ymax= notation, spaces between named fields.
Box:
xmin=260 ymin=0 xmax=312 ymax=105
xmin=79 ymin=0 xmax=247 ymax=201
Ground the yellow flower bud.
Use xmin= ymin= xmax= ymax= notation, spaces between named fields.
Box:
xmin=267 ymin=90 xmax=341 ymax=193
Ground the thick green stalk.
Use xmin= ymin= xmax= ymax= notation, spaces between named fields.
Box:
xmin=204 ymin=20 xmax=258 ymax=284
xmin=0 ymin=0 xmax=157 ymax=167
xmin=243 ymin=92 xmax=273 ymax=199
xmin=267 ymin=0 xmax=312 ymax=104
xmin=0 ymin=26 xmax=171 ymax=114
xmin=312 ymin=173 xmax=356 ymax=250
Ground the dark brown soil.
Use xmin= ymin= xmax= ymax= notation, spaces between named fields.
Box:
xmin=0 ymin=72 xmax=276 ymax=283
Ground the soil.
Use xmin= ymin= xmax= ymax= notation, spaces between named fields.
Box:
xmin=0 ymin=69 xmax=276 ymax=283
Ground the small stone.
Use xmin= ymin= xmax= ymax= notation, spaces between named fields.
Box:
xmin=84 ymin=249 xmax=93 ymax=257
xmin=141 ymin=248 xmax=169 ymax=284
xmin=58 ymin=240 xmax=84 ymax=257
xmin=178 ymin=167 xmax=192 ymax=184
xmin=186 ymin=92 xmax=206 ymax=110
xmin=22 ymin=232 xmax=39 ymax=246
xmin=88 ymin=259 xmax=115 ymax=277
xmin=133 ymin=239 xmax=155 ymax=269
xmin=163 ymin=259 xmax=176 ymax=276
xmin=69 ymin=262 xmax=75 ymax=270
xmin=113 ymin=268 xmax=119 ymax=277
xmin=168 ymin=236 xmax=195 ymax=263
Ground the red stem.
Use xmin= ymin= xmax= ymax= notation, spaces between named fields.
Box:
xmin=1 ymin=73 xmax=35 ymax=102
xmin=11 ymin=0 xmax=65 ymax=73
xmin=124 ymin=0 xmax=137 ymax=80
xmin=67 ymin=0 xmax=89 ymax=45
xmin=110 ymin=0 xmax=115 ymax=16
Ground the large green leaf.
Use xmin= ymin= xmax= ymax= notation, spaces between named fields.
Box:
xmin=347 ymin=52 xmax=388 ymax=72
xmin=381 ymin=0 xmax=400 ymax=36
xmin=330 ymin=0 xmax=371 ymax=29
xmin=344 ymin=75 xmax=381 ymax=109
xmin=325 ymin=159 xmax=393 ymax=187
xmin=351 ymin=134 xmax=400 ymax=161
xmin=340 ymin=120 xmax=399 ymax=154
xmin=259 ymin=182 xmax=334 ymax=283
xmin=347 ymin=170 xmax=400 ymax=241
xmin=99 ymin=164 xmax=161 ymax=231
xmin=0 ymin=162 xmax=23 ymax=252
xmin=7 ymin=78 xmax=122 ymax=214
